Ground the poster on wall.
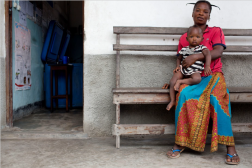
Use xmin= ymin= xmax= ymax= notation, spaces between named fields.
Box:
xmin=19 ymin=11 xmax=27 ymax=27
xmin=15 ymin=22 xmax=31 ymax=90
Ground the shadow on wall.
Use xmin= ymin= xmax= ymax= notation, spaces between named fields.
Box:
xmin=120 ymin=104 xmax=175 ymax=124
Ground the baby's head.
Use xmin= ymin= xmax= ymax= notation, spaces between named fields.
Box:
xmin=186 ymin=25 xmax=204 ymax=47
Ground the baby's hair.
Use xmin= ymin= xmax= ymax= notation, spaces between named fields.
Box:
xmin=187 ymin=25 xmax=203 ymax=36
xmin=187 ymin=0 xmax=220 ymax=14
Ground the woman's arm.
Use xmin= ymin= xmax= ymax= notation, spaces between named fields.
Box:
xmin=181 ymin=45 xmax=224 ymax=68
xmin=202 ymin=49 xmax=211 ymax=76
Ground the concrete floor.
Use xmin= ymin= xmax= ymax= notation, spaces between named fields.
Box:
xmin=2 ymin=108 xmax=252 ymax=168
xmin=2 ymin=135 xmax=252 ymax=168
xmin=13 ymin=107 xmax=83 ymax=132
xmin=1 ymin=108 xmax=88 ymax=139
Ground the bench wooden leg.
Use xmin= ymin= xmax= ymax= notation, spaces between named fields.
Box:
xmin=116 ymin=104 xmax=120 ymax=124
xmin=116 ymin=104 xmax=120 ymax=148
xmin=116 ymin=135 xmax=120 ymax=149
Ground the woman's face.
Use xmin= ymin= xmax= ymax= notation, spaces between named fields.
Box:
xmin=192 ymin=2 xmax=211 ymax=25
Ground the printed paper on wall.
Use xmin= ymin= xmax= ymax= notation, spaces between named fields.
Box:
xmin=15 ymin=22 xmax=31 ymax=90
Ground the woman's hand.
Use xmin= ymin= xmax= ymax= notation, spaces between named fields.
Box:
xmin=182 ymin=53 xmax=203 ymax=68
xmin=204 ymin=66 xmax=212 ymax=76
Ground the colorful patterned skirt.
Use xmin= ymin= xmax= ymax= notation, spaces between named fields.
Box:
xmin=175 ymin=72 xmax=235 ymax=152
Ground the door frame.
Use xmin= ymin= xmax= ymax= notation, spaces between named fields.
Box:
xmin=5 ymin=0 xmax=13 ymax=127
xmin=82 ymin=0 xmax=85 ymax=130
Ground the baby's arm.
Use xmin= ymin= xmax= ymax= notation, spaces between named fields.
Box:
xmin=202 ymin=49 xmax=211 ymax=76
xmin=174 ymin=55 xmax=183 ymax=73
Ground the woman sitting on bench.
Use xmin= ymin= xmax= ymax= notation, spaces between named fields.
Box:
xmin=165 ymin=0 xmax=240 ymax=165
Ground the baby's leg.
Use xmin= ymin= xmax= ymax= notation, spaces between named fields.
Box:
xmin=174 ymin=72 xmax=201 ymax=91
xmin=166 ymin=71 xmax=183 ymax=111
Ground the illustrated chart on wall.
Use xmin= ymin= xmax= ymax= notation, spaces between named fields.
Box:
xmin=15 ymin=22 xmax=31 ymax=90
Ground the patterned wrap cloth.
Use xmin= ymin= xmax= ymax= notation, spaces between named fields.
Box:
xmin=175 ymin=72 xmax=235 ymax=152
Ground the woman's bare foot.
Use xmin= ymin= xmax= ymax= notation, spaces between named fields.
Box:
xmin=166 ymin=101 xmax=175 ymax=111
xmin=174 ymin=80 xmax=181 ymax=91
xmin=167 ymin=144 xmax=185 ymax=158
xmin=226 ymin=146 xmax=240 ymax=164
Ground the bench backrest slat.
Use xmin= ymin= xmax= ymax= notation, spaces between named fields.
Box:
xmin=114 ymin=27 xmax=252 ymax=36
xmin=114 ymin=45 xmax=177 ymax=51
xmin=113 ymin=44 xmax=252 ymax=52
xmin=114 ymin=27 xmax=187 ymax=35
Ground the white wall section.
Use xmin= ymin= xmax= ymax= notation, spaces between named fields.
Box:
xmin=85 ymin=1 xmax=252 ymax=55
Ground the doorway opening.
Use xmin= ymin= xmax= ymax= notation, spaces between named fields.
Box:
xmin=6 ymin=1 xmax=85 ymax=134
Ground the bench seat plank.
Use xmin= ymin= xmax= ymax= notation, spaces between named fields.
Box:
xmin=228 ymin=87 xmax=252 ymax=93
xmin=113 ymin=92 xmax=170 ymax=104
xmin=113 ymin=87 xmax=252 ymax=104
xmin=113 ymin=87 xmax=169 ymax=93
xmin=113 ymin=87 xmax=252 ymax=93
xmin=113 ymin=92 xmax=252 ymax=104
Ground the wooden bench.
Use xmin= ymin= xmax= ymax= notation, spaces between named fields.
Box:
xmin=112 ymin=26 xmax=252 ymax=148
